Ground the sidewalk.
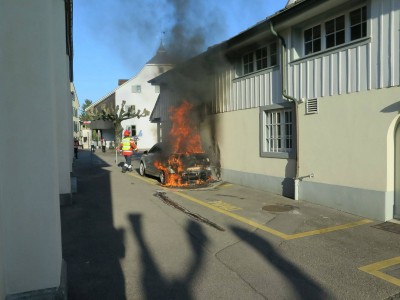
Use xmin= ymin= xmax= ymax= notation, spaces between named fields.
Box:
xmin=62 ymin=149 xmax=400 ymax=299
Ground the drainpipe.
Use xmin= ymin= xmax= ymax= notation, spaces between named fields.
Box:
xmin=270 ymin=22 xmax=301 ymax=200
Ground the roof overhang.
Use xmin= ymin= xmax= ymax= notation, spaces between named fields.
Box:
xmin=149 ymin=0 xmax=352 ymax=86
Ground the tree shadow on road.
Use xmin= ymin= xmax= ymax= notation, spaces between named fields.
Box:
xmin=128 ymin=214 xmax=208 ymax=300
xmin=231 ymin=225 xmax=328 ymax=300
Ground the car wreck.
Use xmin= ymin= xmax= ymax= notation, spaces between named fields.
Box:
xmin=139 ymin=143 xmax=212 ymax=186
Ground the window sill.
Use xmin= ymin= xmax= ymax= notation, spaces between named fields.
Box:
xmin=260 ymin=152 xmax=295 ymax=159
xmin=234 ymin=65 xmax=279 ymax=82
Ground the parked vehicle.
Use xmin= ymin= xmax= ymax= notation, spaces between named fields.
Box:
xmin=139 ymin=142 xmax=212 ymax=185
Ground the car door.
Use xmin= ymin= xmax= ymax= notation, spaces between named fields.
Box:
xmin=143 ymin=144 xmax=162 ymax=175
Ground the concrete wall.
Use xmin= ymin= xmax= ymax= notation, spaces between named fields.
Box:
xmin=118 ymin=64 xmax=173 ymax=150
xmin=0 ymin=0 xmax=67 ymax=296
xmin=203 ymin=86 xmax=400 ymax=221
xmin=203 ymin=108 xmax=296 ymax=197
xmin=297 ymin=86 xmax=400 ymax=220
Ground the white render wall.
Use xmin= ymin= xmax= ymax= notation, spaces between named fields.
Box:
xmin=117 ymin=64 xmax=173 ymax=149
xmin=298 ymin=86 xmax=400 ymax=220
xmin=0 ymin=0 xmax=67 ymax=296
xmin=202 ymin=108 xmax=296 ymax=196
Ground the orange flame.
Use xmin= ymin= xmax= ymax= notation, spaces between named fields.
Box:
xmin=168 ymin=100 xmax=203 ymax=154
xmin=154 ymin=100 xmax=212 ymax=187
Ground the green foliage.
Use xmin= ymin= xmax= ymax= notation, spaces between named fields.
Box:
xmin=86 ymin=100 xmax=150 ymax=145
xmin=80 ymin=99 xmax=93 ymax=121
xmin=92 ymin=130 xmax=99 ymax=141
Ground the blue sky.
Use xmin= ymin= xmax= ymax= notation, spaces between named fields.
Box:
xmin=73 ymin=0 xmax=288 ymax=106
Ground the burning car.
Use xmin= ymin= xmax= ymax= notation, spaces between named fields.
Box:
xmin=139 ymin=142 xmax=212 ymax=186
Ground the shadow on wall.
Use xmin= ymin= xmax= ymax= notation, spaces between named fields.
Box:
xmin=282 ymin=161 xmax=295 ymax=198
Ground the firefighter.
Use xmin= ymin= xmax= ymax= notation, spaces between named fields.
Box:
xmin=119 ymin=130 xmax=138 ymax=173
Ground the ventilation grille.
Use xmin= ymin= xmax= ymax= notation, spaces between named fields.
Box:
xmin=306 ymin=98 xmax=318 ymax=114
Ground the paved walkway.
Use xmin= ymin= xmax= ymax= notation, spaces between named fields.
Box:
xmin=61 ymin=149 xmax=400 ymax=299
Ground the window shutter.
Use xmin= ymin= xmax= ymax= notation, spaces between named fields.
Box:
xmin=306 ymin=98 xmax=318 ymax=114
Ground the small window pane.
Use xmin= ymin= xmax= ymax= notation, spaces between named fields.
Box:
xmin=304 ymin=28 xmax=312 ymax=42
xmin=313 ymin=26 xmax=321 ymax=38
xmin=305 ymin=42 xmax=312 ymax=55
xmin=243 ymin=53 xmax=254 ymax=74
xmin=270 ymin=43 xmax=277 ymax=66
xmin=351 ymin=24 xmax=361 ymax=40
xmin=313 ymin=39 xmax=321 ymax=52
xmin=336 ymin=30 xmax=345 ymax=45
xmin=350 ymin=9 xmax=361 ymax=24
xmin=326 ymin=20 xmax=335 ymax=34
xmin=350 ymin=6 xmax=367 ymax=40
xmin=304 ymin=25 xmax=321 ymax=54
xmin=336 ymin=15 xmax=345 ymax=30
xmin=256 ymin=47 xmax=268 ymax=70
xmin=326 ymin=34 xmax=335 ymax=48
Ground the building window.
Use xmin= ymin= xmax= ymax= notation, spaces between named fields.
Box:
xmin=132 ymin=85 xmax=141 ymax=93
xmin=242 ymin=43 xmax=277 ymax=75
xmin=325 ymin=15 xmax=345 ymax=48
xmin=350 ymin=6 xmax=367 ymax=40
xmin=126 ymin=105 xmax=135 ymax=113
xmin=304 ymin=25 xmax=321 ymax=55
xmin=256 ymin=47 xmax=268 ymax=70
xmin=260 ymin=104 xmax=294 ymax=158
xmin=243 ymin=52 xmax=254 ymax=74
xmin=303 ymin=5 xmax=367 ymax=56
xmin=131 ymin=125 xmax=137 ymax=136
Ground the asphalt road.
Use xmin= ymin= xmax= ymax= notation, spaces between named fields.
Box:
xmin=61 ymin=149 xmax=400 ymax=299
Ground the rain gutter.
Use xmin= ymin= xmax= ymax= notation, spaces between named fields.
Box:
xmin=269 ymin=21 xmax=301 ymax=200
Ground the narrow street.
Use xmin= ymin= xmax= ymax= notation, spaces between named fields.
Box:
xmin=61 ymin=150 xmax=400 ymax=300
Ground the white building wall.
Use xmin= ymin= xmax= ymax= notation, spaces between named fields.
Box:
xmin=54 ymin=7 xmax=73 ymax=196
xmin=117 ymin=64 xmax=172 ymax=149
xmin=288 ymin=0 xmax=400 ymax=98
xmin=298 ymin=87 xmax=400 ymax=220
xmin=0 ymin=0 xmax=66 ymax=296
xmin=214 ymin=67 xmax=282 ymax=113
xmin=153 ymin=0 xmax=399 ymax=220
xmin=202 ymin=109 xmax=296 ymax=196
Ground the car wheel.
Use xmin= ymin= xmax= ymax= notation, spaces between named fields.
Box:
xmin=159 ymin=170 xmax=166 ymax=185
xmin=139 ymin=162 xmax=146 ymax=176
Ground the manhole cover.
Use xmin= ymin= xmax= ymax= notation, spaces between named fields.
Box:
xmin=262 ymin=204 xmax=295 ymax=212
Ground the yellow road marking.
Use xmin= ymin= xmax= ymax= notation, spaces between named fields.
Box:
xmin=285 ymin=219 xmax=374 ymax=240
xmin=129 ymin=173 xmax=372 ymax=240
xmin=128 ymin=172 xmax=158 ymax=185
xmin=218 ymin=183 xmax=233 ymax=188
xmin=208 ymin=200 xmax=242 ymax=211
xmin=359 ymin=257 xmax=400 ymax=286
xmin=175 ymin=191 xmax=289 ymax=239
xmin=174 ymin=191 xmax=373 ymax=240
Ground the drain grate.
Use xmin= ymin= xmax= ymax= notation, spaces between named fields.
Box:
xmin=262 ymin=204 xmax=296 ymax=212
xmin=371 ymin=222 xmax=400 ymax=234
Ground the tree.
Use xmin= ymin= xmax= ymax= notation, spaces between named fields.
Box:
xmin=87 ymin=100 xmax=150 ymax=146
xmin=80 ymin=99 xmax=93 ymax=121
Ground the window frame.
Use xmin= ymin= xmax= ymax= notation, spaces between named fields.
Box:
xmin=132 ymin=85 xmax=142 ymax=93
xmin=242 ymin=42 xmax=278 ymax=76
xmin=259 ymin=103 xmax=296 ymax=159
xmin=302 ymin=4 xmax=368 ymax=56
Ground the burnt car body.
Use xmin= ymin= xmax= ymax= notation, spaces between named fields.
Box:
xmin=139 ymin=143 xmax=212 ymax=185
